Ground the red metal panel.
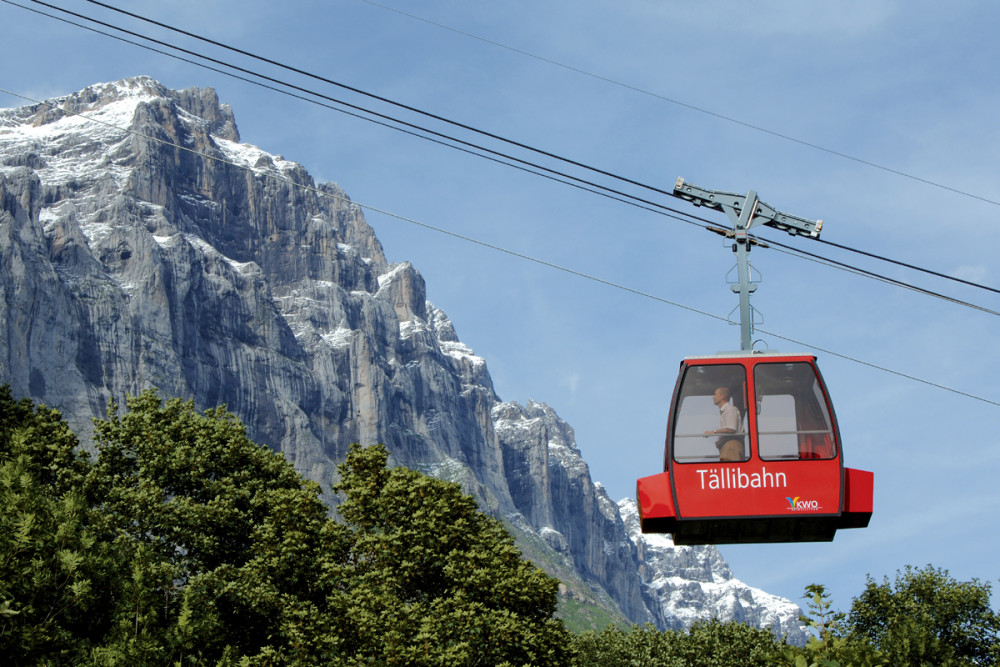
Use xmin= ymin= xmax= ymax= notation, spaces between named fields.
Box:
xmin=637 ymin=472 xmax=676 ymax=521
xmin=672 ymin=459 xmax=842 ymax=519
xmin=841 ymin=467 xmax=874 ymax=529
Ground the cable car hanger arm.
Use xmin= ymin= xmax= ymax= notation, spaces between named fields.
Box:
xmin=671 ymin=177 xmax=823 ymax=351
xmin=673 ymin=177 xmax=823 ymax=239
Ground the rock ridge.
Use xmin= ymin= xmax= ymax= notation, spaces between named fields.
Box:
xmin=0 ymin=77 xmax=806 ymax=638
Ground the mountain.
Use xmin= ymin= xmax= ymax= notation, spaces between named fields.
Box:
xmin=0 ymin=76 xmax=806 ymax=640
xmin=618 ymin=499 xmax=804 ymax=633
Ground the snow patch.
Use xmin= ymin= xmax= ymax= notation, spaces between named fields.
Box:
xmin=226 ymin=258 xmax=257 ymax=272
xmin=321 ymin=326 xmax=354 ymax=349
xmin=376 ymin=262 xmax=410 ymax=291
xmin=214 ymin=136 xmax=298 ymax=173
xmin=424 ymin=456 xmax=470 ymax=484
xmin=79 ymin=221 xmax=114 ymax=245
xmin=181 ymin=233 xmax=254 ymax=271
xmin=439 ymin=340 xmax=485 ymax=367
xmin=398 ymin=318 xmax=429 ymax=340
xmin=152 ymin=234 xmax=179 ymax=246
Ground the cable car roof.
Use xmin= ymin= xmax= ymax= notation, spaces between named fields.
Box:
xmin=681 ymin=351 xmax=818 ymax=361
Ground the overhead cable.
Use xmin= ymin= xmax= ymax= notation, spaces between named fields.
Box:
xmin=355 ymin=0 xmax=1000 ymax=208
xmin=15 ymin=0 xmax=702 ymax=224
xmin=6 ymin=0 xmax=999 ymax=315
xmin=756 ymin=234 xmax=1000 ymax=317
xmin=79 ymin=0 xmax=677 ymax=201
xmin=816 ymin=236 xmax=1000 ymax=296
xmin=1 ymin=85 xmax=997 ymax=409
xmin=72 ymin=0 xmax=1000 ymax=297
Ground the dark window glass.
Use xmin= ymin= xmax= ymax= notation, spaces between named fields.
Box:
xmin=671 ymin=364 xmax=748 ymax=463
xmin=754 ymin=362 xmax=837 ymax=460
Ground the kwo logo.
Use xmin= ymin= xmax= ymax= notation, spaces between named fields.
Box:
xmin=785 ymin=496 xmax=821 ymax=511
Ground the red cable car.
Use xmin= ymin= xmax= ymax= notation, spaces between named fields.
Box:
xmin=637 ymin=352 xmax=873 ymax=544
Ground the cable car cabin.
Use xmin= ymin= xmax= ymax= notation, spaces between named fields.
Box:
xmin=637 ymin=352 xmax=873 ymax=545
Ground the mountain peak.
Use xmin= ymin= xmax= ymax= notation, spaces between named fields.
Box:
xmin=0 ymin=78 xmax=805 ymax=636
xmin=0 ymin=76 xmax=239 ymax=143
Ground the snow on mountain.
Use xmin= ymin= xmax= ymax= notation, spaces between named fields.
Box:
xmin=1 ymin=76 xmax=808 ymax=636
xmin=619 ymin=498 xmax=808 ymax=642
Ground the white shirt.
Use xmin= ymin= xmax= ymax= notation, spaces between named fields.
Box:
xmin=718 ymin=401 xmax=742 ymax=433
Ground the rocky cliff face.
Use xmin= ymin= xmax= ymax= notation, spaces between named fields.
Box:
xmin=618 ymin=499 xmax=806 ymax=638
xmin=0 ymin=77 xmax=805 ymax=639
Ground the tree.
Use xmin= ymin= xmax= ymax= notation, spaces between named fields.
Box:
xmin=0 ymin=385 xmax=120 ymax=664
xmin=1 ymin=388 xmax=352 ymax=665
xmin=682 ymin=619 xmax=788 ymax=666
xmin=1 ymin=388 xmax=574 ymax=665
xmin=571 ymin=619 xmax=785 ymax=667
xmin=334 ymin=442 xmax=573 ymax=666
xmin=784 ymin=584 xmax=887 ymax=667
xmin=572 ymin=623 xmax=685 ymax=667
xmin=87 ymin=390 xmax=352 ymax=665
xmin=847 ymin=565 xmax=1000 ymax=666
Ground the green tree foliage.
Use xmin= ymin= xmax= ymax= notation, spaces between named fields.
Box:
xmin=681 ymin=619 xmax=789 ymax=666
xmin=783 ymin=584 xmax=887 ymax=667
xmin=571 ymin=619 xmax=785 ymax=666
xmin=572 ymin=623 xmax=682 ymax=667
xmin=334 ymin=442 xmax=573 ymax=666
xmin=0 ymin=388 xmax=572 ymax=665
xmin=8 ymin=384 xmax=1000 ymax=667
xmin=0 ymin=386 xmax=119 ymax=664
xmin=847 ymin=565 xmax=1000 ymax=666
xmin=86 ymin=391 xmax=352 ymax=664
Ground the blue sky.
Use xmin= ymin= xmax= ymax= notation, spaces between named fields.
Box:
xmin=3 ymin=0 xmax=999 ymax=613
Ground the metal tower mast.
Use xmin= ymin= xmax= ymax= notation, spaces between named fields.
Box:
xmin=672 ymin=178 xmax=824 ymax=351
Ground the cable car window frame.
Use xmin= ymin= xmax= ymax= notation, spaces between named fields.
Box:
xmin=753 ymin=361 xmax=838 ymax=462
xmin=670 ymin=363 xmax=749 ymax=464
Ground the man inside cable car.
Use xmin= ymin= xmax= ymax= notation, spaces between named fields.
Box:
xmin=705 ymin=386 xmax=745 ymax=461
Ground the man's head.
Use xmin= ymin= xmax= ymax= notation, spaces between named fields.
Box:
xmin=712 ymin=386 xmax=731 ymax=407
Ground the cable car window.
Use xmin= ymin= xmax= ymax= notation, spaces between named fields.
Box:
xmin=672 ymin=364 xmax=748 ymax=463
xmin=754 ymin=362 xmax=837 ymax=461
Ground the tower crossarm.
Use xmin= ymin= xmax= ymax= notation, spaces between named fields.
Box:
xmin=673 ymin=177 xmax=823 ymax=238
